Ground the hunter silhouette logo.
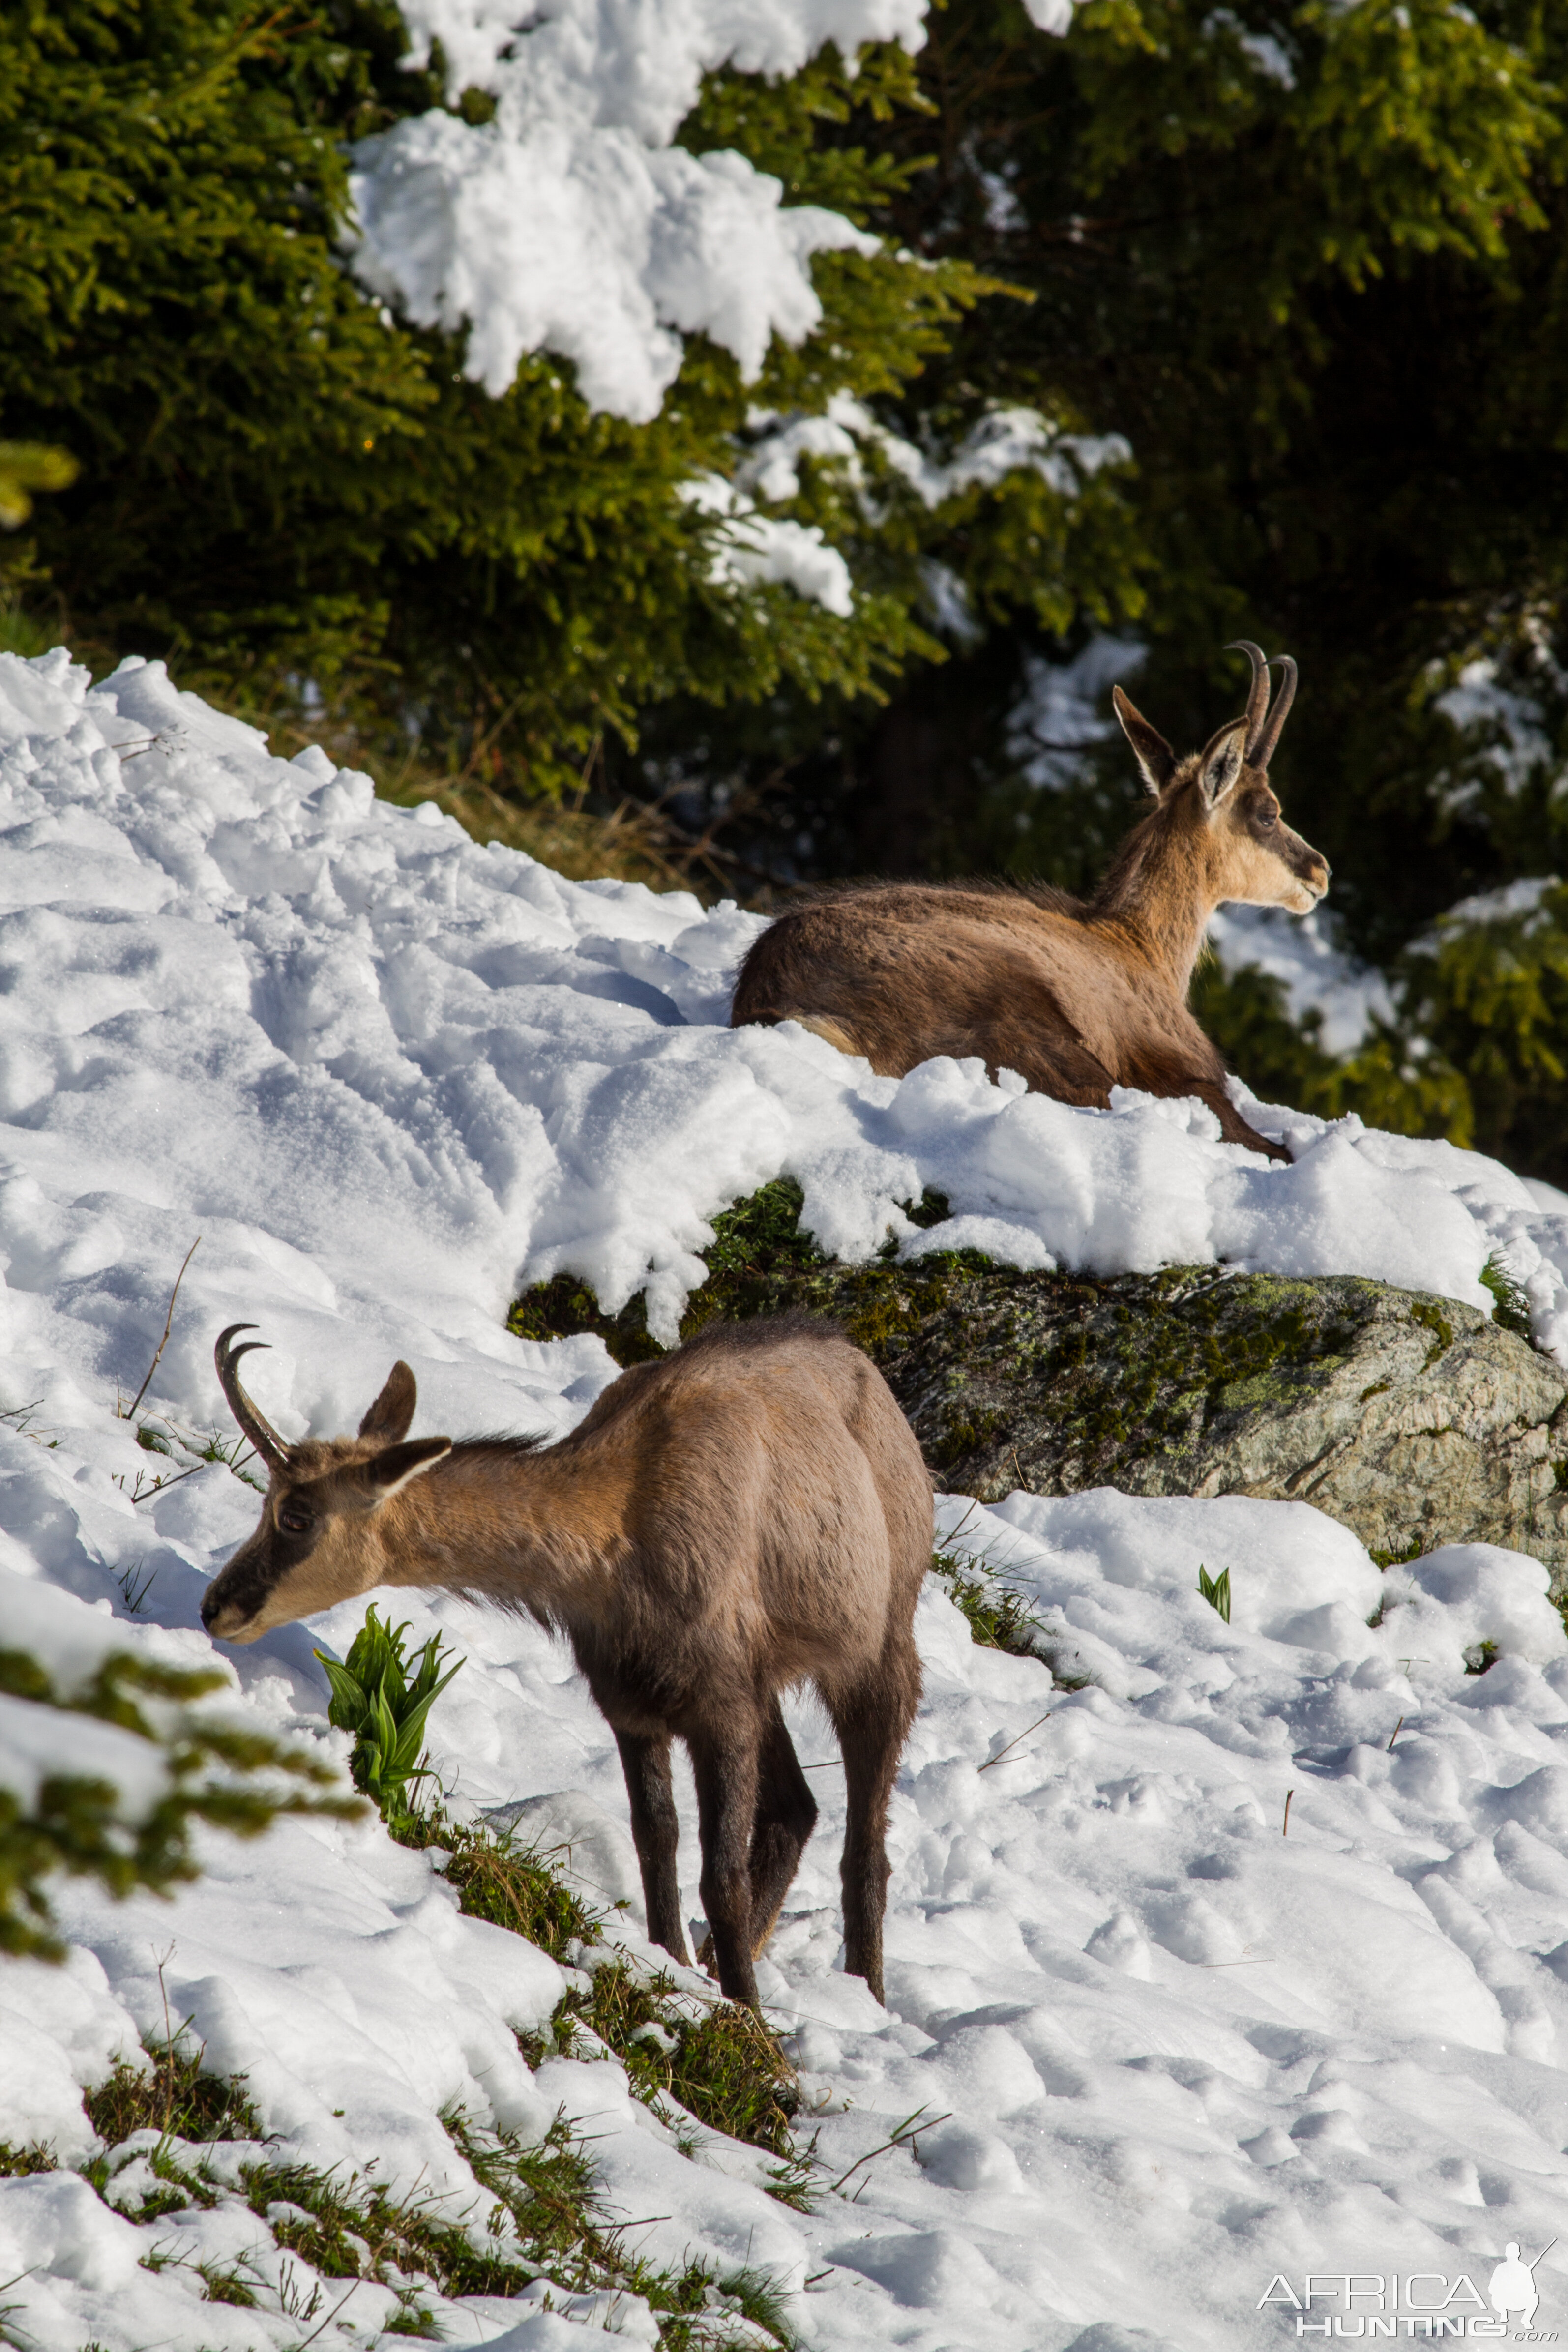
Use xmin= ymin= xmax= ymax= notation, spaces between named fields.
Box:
xmin=1260 ymin=2251 xmax=1558 ymax=2339
xmin=1489 ymin=2246 xmax=1556 ymax=2334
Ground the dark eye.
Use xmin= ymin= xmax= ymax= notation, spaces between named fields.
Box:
xmin=278 ymin=1504 xmax=313 ymax=1535
xmin=1258 ymin=808 xmax=1278 ymax=829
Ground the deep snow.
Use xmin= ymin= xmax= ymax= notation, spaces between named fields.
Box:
xmin=4 ymin=646 xmax=1568 ymax=2351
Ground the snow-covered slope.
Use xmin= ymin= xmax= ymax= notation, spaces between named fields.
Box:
xmin=5 ymin=646 xmax=1568 ymax=1401
xmin=4 ymin=645 xmax=1568 ymax=2350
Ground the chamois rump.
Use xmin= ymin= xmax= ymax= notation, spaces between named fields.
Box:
xmin=200 ymin=1317 xmax=932 ymax=2009
xmin=731 ymin=643 xmax=1330 ymax=1163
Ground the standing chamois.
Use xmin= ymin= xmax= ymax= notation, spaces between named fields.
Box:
xmin=731 ymin=643 xmax=1329 ymax=1163
xmin=201 ymin=1316 xmax=932 ymax=2009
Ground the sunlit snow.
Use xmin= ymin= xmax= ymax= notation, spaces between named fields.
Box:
xmin=4 ymin=646 xmax=1568 ymax=2350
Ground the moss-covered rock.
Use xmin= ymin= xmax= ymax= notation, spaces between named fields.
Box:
xmin=510 ymin=1184 xmax=1568 ymax=1595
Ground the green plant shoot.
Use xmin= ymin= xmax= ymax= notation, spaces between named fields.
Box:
xmin=1197 ymin=1566 xmax=1231 ymax=1624
xmin=314 ymin=1609 xmax=462 ymax=1829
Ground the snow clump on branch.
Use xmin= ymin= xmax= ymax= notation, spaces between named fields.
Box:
xmin=350 ymin=0 xmax=929 ymax=420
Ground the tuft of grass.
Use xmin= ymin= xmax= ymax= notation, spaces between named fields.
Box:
xmin=122 ymin=2107 xmax=800 ymax=2346
xmin=425 ymin=1818 xmax=602 ymax=1962
xmin=1371 ymin=1534 xmax=1425 ymax=1569
xmin=408 ymin=1810 xmax=802 ymax=2163
xmin=0 ymin=2141 xmax=56 ymax=2176
xmin=86 ymin=2123 xmax=225 ymax=2224
xmin=526 ymin=1960 xmax=800 ymax=2160
xmin=1197 ymin=1564 xmax=1231 ymax=1623
xmin=197 ymin=2261 xmax=259 ymax=2307
xmin=384 ymin=2303 xmax=437 ymax=2337
xmin=373 ymin=764 xmax=702 ymax=895
xmin=712 ymin=2263 xmax=799 ymax=2349
xmin=657 ymin=2259 xmax=800 ymax=2350
xmin=453 ymin=2107 xmax=799 ymax=2346
xmin=85 ymin=2042 xmax=264 ymax=2149
xmin=445 ymin=2112 xmax=614 ymax=2288
xmin=243 ymin=2149 xmax=532 ymax=2300
xmin=112 ymin=1408 xmax=268 ymax=1504
xmin=315 ymin=1608 xmax=463 ymax=1835
xmin=1464 ymin=1638 xmax=1500 ymax=1676
xmin=68 ymin=2004 xmax=797 ymax=2348
xmin=929 ymin=1548 xmax=1049 ymax=1661
xmin=1480 ymin=1251 xmax=1533 ymax=1340
xmin=114 ymin=1559 xmax=157 ymax=1613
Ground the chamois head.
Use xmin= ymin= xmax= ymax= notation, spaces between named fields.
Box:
xmin=201 ymin=1326 xmax=450 ymax=1644
xmin=1110 ymin=642 xmax=1329 ymax=917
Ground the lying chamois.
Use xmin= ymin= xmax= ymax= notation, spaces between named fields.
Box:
xmin=732 ymin=643 xmax=1329 ymax=1162
xmin=201 ymin=1317 xmax=932 ymax=2009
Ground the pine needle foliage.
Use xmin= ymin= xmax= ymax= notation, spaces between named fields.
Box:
xmin=0 ymin=1646 xmax=358 ymax=1960
xmin=0 ymin=441 xmax=77 ymax=530
xmin=0 ymin=3 xmax=1118 ymax=798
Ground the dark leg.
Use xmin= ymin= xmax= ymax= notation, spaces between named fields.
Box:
xmin=746 ymin=1699 xmax=819 ymax=1958
xmin=615 ymin=1730 xmax=688 ymax=1965
xmin=688 ymin=1724 xmax=762 ymax=2008
xmin=828 ymin=1644 xmax=919 ymax=2006
xmin=1189 ymin=1078 xmax=1291 ymax=1164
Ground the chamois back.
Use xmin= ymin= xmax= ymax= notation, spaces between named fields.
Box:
xmin=731 ymin=643 xmax=1329 ymax=1164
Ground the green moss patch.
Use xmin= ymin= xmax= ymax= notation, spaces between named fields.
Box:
xmin=508 ymin=1178 xmax=981 ymax=1368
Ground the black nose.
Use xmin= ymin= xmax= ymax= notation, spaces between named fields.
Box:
xmin=200 ymin=1588 xmax=219 ymax=1629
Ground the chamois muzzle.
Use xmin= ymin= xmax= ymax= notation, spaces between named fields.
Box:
xmin=203 ymin=1334 xmax=452 ymax=1644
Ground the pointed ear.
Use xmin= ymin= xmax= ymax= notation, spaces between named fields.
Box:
xmin=357 ymin=1436 xmax=451 ymax=1502
xmin=1197 ymin=718 xmax=1248 ymax=810
xmin=359 ymin=1360 xmax=416 ymax=1444
xmin=1112 ymin=685 xmax=1176 ymax=796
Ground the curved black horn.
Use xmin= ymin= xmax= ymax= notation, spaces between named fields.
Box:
xmin=1225 ymin=640 xmax=1272 ymax=756
xmin=214 ymin=1323 xmax=291 ymax=1475
xmin=1251 ymin=654 xmax=1297 ymax=771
